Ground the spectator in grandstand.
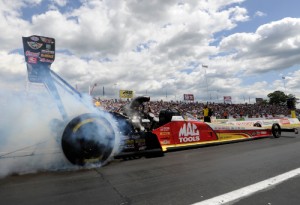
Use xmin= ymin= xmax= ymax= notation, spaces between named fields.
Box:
xmin=223 ymin=110 xmax=228 ymax=119
xmin=203 ymin=104 xmax=213 ymax=123
xmin=93 ymin=97 xmax=101 ymax=107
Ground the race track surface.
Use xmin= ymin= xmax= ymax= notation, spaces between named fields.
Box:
xmin=1 ymin=131 xmax=300 ymax=205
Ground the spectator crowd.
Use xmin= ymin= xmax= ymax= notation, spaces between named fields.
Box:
xmin=96 ymin=98 xmax=299 ymax=120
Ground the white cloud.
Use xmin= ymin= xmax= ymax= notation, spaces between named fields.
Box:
xmin=0 ymin=51 xmax=26 ymax=90
xmin=254 ymin=11 xmax=266 ymax=17
xmin=1 ymin=0 xmax=300 ymax=102
xmin=52 ymin=0 xmax=68 ymax=7
xmin=219 ymin=17 xmax=300 ymax=74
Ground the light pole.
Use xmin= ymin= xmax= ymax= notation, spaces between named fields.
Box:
xmin=114 ymin=83 xmax=118 ymax=99
xmin=282 ymin=76 xmax=287 ymax=92
xmin=202 ymin=64 xmax=209 ymax=101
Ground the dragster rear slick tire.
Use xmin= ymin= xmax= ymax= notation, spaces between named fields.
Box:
xmin=272 ymin=123 xmax=281 ymax=138
xmin=61 ymin=113 xmax=115 ymax=166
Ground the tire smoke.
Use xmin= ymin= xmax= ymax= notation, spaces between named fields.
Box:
xmin=0 ymin=84 xmax=120 ymax=178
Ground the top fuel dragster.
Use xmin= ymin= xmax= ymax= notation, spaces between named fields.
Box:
xmin=20 ymin=35 xmax=294 ymax=167
xmin=112 ymin=97 xmax=287 ymax=153
xmin=22 ymin=35 xmax=164 ymax=166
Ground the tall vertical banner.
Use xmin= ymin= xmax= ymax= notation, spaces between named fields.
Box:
xmin=22 ymin=35 xmax=55 ymax=83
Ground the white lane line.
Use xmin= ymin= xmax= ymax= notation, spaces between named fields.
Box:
xmin=192 ymin=168 xmax=300 ymax=205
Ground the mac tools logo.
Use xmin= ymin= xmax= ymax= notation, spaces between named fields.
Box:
xmin=178 ymin=123 xmax=200 ymax=143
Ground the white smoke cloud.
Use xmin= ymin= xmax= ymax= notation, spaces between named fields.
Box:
xmin=0 ymin=74 xmax=121 ymax=178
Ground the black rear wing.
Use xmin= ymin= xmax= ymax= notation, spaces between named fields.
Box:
xmin=22 ymin=35 xmax=87 ymax=121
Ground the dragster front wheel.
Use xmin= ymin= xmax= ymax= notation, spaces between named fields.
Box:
xmin=61 ymin=113 xmax=115 ymax=166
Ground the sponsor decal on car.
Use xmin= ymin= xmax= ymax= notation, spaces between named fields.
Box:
xmin=40 ymin=37 xmax=54 ymax=44
xmin=161 ymin=140 xmax=171 ymax=145
xmin=212 ymin=125 xmax=231 ymax=130
xmin=211 ymin=124 xmax=248 ymax=130
xmin=39 ymin=58 xmax=54 ymax=63
xmin=179 ymin=136 xmax=200 ymax=143
xmin=229 ymin=121 xmax=254 ymax=127
xmin=41 ymin=53 xmax=54 ymax=59
xmin=25 ymin=51 xmax=40 ymax=57
xmin=160 ymin=126 xmax=170 ymax=131
xmin=178 ymin=122 xmax=200 ymax=143
xmin=218 ymin=133 xmax=248 ymax=140
xmin=160 ymin=132 xmax=171 ymax=135
xmin=45 ymin=44 xmax=51 ymax=50
xmin=30 ymin=36 xmax=39 ymax=41
xmin=41 ymin=49 xmax=55 ymax=54
xmin=27 ymin=41 xmax=43 ymax=50
xmin=260 ymin=120 xmax=274 ymax=126
xmin=280 ymin=118 xmax=290 ymax=124
xmin=28 ymin=57 xmax=37 ymax=64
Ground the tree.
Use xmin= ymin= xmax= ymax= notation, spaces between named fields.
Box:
xmin=286 ymin=94 xmax=296 ymax=109
xmin=267 ymin=90 xmax=288 ymax=105
xmin=261 ymin=99 xmax=268 ymax=105
xmin=287 ymin=93 xmax=296 ymax=99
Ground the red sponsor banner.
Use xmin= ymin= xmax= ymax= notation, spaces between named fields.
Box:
xmin=184 ymin=94 xmax=194 ymax=101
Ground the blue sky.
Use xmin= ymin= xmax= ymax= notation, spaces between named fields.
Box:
xmin=243 ymin=0 xmax=300 ymax=21
xmin=238 ymin=0 xmax=300 ymax=87
xmin=1 ymin=0 xmax=300 ymax=103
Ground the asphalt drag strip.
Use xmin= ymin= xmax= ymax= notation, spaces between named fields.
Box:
xmin=1 ymin=130 xmax=300 ymax=205
xmin=192 ymin=167 xmax=300 ymax=205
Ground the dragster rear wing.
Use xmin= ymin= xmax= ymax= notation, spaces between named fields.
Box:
xmin=22 ymin=35 xmax=86 ymax=121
